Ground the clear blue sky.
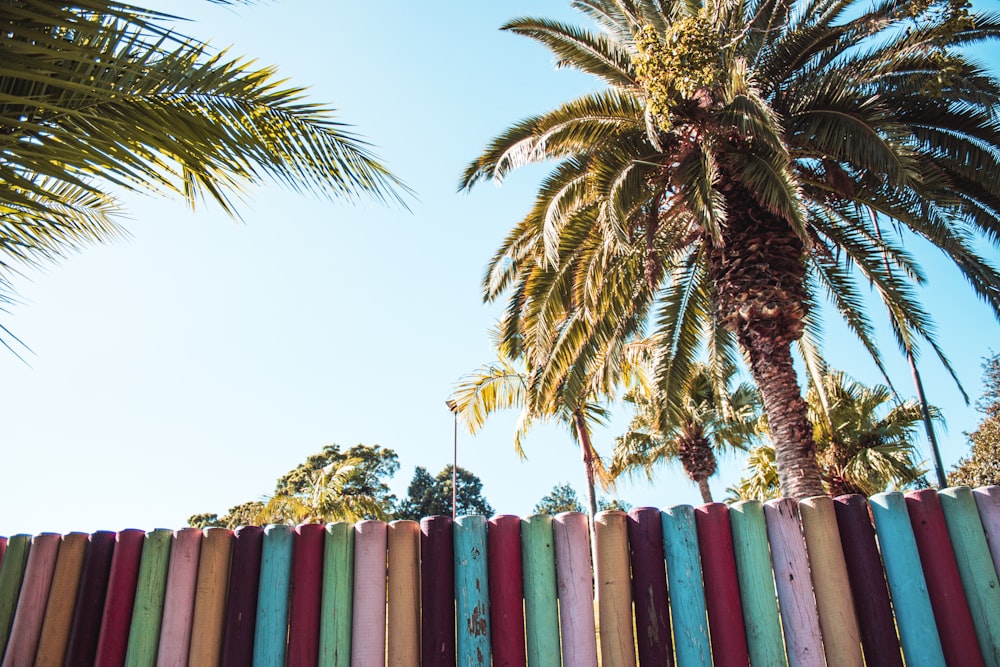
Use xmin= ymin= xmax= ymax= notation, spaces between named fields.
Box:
xmin=2 ymin=1 xmax=998 ymax=535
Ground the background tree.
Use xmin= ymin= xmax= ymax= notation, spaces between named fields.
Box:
xmin=258 ymin=457 xmax=385 ymax=525
xmin=393 ymin=465 xmax=494 ymax=520
xmin=949 ymin=354 xmax=1000 ymax=487
xmin=188 ymin=501 xmax=264 ymax=530
xmin=532 ymin=482 xmax=632 ymax=514
xmin=461 ymin=0 xmax=1000 ymax=499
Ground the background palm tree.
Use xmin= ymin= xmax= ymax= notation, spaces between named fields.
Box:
xmin=257 ymin=457 xmax=387 ymax=524
xmin=1 ymin=0 xmax=405 ymax=344
xmin=612 ymin=361 xmax=760 ymax=503
xmin=461 ymin=0 xmax=1000 ymax=498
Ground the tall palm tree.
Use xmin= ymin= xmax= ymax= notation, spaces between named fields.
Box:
xmin=461 ymin=0 xmax=1000 ymax=498
xmin=1 ymin=1 xmax=405 ymax=325
xmin=257 ymin=457 xmax=387 ymax=525
xmin=730 ymin=370 xmax=932 ymax=499
xmin=612 ymin=361 xmax=760 ymax=503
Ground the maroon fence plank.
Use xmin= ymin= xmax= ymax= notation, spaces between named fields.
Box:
xmin=488 ymin=515 xmax=526 ymax=667
xmin=628 ymin=507 xmax=673 ymax=667
xmin=905 ymin=489 xmax=985 ymax=666
xmin=93 ymin=529 xmax=145 ymax=667
xmin=834 ymin=495 xmax=904 ymax=667
xmin=64 ymin=531 xmax=116 ymax=667
xmin=695 ymin=503 xmax=749 ymax=667
xmin=287 ymin=523 xmax=324 ymax=667
xmin=220 ymin=525 xmax=264 ymax=667
xmin=421 ymin=516 xmax=455 ymax=667
xmin=0 ymin=537 xmax=5 ymax=569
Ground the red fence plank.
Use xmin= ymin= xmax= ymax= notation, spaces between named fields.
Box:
xmin=420 ymin=516 xmax=454 ymax=667
xmin=695 ymin=503 xmax=749 ymax=667
xmin=628 ymin=507 xmax=672 ymax=667
xmin=94 ymin=529 xmax=145 ymax=667
xmin=488 ymin=515 xmax=526 ymax=667
xmin=220 ymin=525 xmax=263 ymax=667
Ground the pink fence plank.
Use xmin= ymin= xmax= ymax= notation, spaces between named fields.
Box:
xmin=352 ymin=520 xmax=387 ymax=667
xmin=2 ymin=533 xmax=61 ymax=667
xmin=553 ymin=512 xmax=598 ymax=667
xmin=974 ymin=486 xmax=1000 ymax=578
xmin=156 ymin=528 xmax=202 ymax=667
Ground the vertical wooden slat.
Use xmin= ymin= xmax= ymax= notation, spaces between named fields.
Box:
xmin=869 ymin=492 xmax=946 ymax=667
xmin=799 ymin=496 xmax=862 ymax=667
xmin=94 ymin=529 xmax=145 ymax=667
xmin=288 ymin=523 xmax=325 ymax=667
xmin=552 ymin=512 xmax=598 ymax=667
xmin=64 ymin=530 xmax=116 ymax=667
xmin=832 ymin=494 xmax=903 ymax=667
xmin=320 ymin=522 xmax=354 ymax=667
xmin=973 ymin=486 xmax=1000 ymax=578
xmin=627 ymin=507 xmax=672 ymax=667
xmin=351 ymin=520 xmax=387 ymax=667
xmin=694 ymin=503 xmax=750 ymax=667
xmin=123 ymin=528 xmax=173 ymax=667
xmin=220 ymin=525 xmax=263 ymax=667
xmin=906 ymin=488 xmax=986 ymax=666
xmin=939 ymin=486 xmax=1000 ymax=665
xmin=662 ymin=505 xmax=711 ymax=667
xmin=34 ymin=532 xmax=89 ymax=667
xmin=729 ymin=501 xmax=784 ymax=667
xmin=420 ymin=516 xmax=454 ymax=667
xmin=487 ymin=515 xmax=526 ymax=667
xmin=521 ymin=514 xmax=560 ymax=666
xmin=2 ymin=532 xmax=60 ymax=667
xmin=0 ymin=535 xmax=30 ymax=659
xmin=0 ymin=538 xmax=5 ymax=569
xmin=155 ymin=527 xmax=202 ymax=667
xmin=763 ymin=498 xmax=823 ymax=667
xmin=252 ymin=524 xmax=294 ymax=667
xmin=595 ymin=510 xmax=636 ymax=667
xmin=387 ymin=520 xmax=420 ymax=667
xmin=454 ymin=515 xmax=491 ymax=667
xmin=187 ymin=527 xmax=233 ymax=667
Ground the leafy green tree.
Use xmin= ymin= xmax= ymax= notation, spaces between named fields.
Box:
xmin=393 ymin=465 xmax=494 ymax=520
xmin=949 ymin=354 xmax=1000 ymax=487
xmin=188 ymin=443 xmax=398 ymax=527
xmin=534 ymin=482 xmax=585 ymax=514
xmin=1 ymin=0 xmax=404 ymax=337
xmin=612 ymin=361 xmax=760 ymax=503
xmin=461 ymin=0 xmax=1000 ymax=498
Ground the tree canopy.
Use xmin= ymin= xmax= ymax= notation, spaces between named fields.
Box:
xmin=949 ymin=354 xmax=1000 ymax=487
xmin=393 ymin=465 xmax=494 ymax=520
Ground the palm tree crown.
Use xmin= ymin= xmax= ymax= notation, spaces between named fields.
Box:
xmin=462 ymin=0 xmax=1000 ymax=497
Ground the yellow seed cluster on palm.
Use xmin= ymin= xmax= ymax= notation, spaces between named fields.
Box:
xmin=632 ymin=19 xmax=724 ymax=120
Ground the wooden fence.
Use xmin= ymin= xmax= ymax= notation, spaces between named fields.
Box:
xmin=2 ymin=486 xmax=1000 ymax=666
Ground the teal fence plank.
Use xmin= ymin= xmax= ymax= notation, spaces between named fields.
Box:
xmin=730 ymin=501 xmax=785 ymax=666
xmin=455 ymin=516 xmax=491 ymax=666
xmin=521 ymin=515 xmax=560 ymax=666
xmin=253 ymin=525 xmax=293 ymax=667
xmin=662 ymin=506 xmax=711 ymax=667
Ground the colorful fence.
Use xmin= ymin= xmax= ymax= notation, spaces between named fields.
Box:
xmin=2 ymin=486 xmax=1000 ymax=666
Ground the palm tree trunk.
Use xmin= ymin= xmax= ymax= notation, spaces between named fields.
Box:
xmin=574 ymin=410 xmax=599 ymax=518
xmin=746 ymin=334 xmax=825 ymax=497
xmin=696 ymin=476 xmax=714 ymax=504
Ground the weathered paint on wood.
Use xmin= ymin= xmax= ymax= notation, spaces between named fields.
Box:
xmin=220 ymin=525 xmax=263 ymax=667
xmin=939 ymin=486 xmax=1000 ymax=666
xmin=552 ymin=512 xmax=598 ymax=667
xmin=287 ymin=523 xmax=325 ymax=667
xmin=694 ymin=503 xmax=750 ymax=667
xmin=123 ymin=528 xmax=173 ymax=667
xmin=0 ymin=534 xmax=30 ymax=659
xmin=799 ymin=496 xmax=862 ymax=667
xmin=974 ymin=486 xmax=1000 ymax=582
xmin=729 ymin=501 xmax=785 ymax=666
xmin=320 ymin=522 xmax=354 ymax=667
xmin=594 ymin=511 xmax=637 ymax=667
xmin=187 ymin=527 xmax=233 ymax=667
xmin=487 ymin=515 xmax=526 ymax=667
xmin=662 ymin=506 xmax=712 ymax=667
xmin=869 ymin=492 xmax=946 ymax=666
xmin=763 ymin=498 xmax=823 ymax=667
xmin=156 ymin=527 xmax=202 ymax=667
xmin=252 ymin=525 xmax=294 ymax=667
xmin=455 ymin=515 xmax=491 ymax=667
xmin=2 ymin=532 xmax=60 ymax=667
xmin=64 ymin=530 xmax=116 ymax=667
xmin=627 ymin=507 xmax=673 ymax=667
xmin=420 ymin=516 xmax=454 ymax=667
xmin=387 ymin=520 xmax=420 ymax=667
xmin=34 ymin=532 xmax=88 ymax=667
xmin=906 ymin=488 xmax=986 ymax=666
xmin=521 ymin=514 xmax=560 ymax=667
xmin=351 ymin=520 xmax=388 ymax=667
xmin=832 ymin=495 xmax=903 ymax=667
xmin=94 ymin=529 xmax=145 ymax=667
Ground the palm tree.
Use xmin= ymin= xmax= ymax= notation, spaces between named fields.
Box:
xmin=1 ymin=1 xmax=405 ymax=328
xmin=730 ymin=370 xmax=931 ymax=499
xmin=257 ymin=457 xmax=387 ymax=525
xmin=612 ymin=361 xmax=760 ymax=503
xmin=461 ymin=0 xmax=1000 ymax=498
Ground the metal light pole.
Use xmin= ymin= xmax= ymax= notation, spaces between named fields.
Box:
xmin=446 ymin=399 xmax=458 ymax=519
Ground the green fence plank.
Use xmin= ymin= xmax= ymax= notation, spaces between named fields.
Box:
xmin=123 ymin=529 xmax=173 ymax=667
xmin=521 ymin=515 xmax=560 ymax=666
